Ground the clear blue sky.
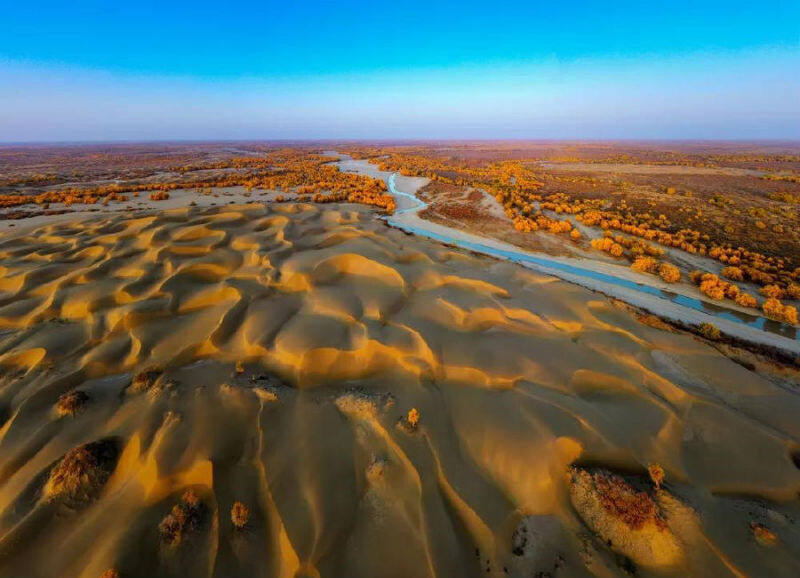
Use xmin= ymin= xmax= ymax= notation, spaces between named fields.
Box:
xmin=1 ymin=0 xmax=798 ymax=141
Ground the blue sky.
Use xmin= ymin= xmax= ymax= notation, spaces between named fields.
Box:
xmin=1 ymin=0 xmax=798 ymax=141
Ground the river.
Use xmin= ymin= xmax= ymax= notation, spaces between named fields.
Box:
xmin=334 ymin=154 xmax=800 ymax=355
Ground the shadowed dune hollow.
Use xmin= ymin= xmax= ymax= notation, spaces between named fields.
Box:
xmin=0 ymin=202 xmax=799 ymax=577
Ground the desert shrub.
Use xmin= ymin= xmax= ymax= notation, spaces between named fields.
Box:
xmin=734 ymin=293 xmax=758 ymax=308
xmin=149 ymin=191 xmax=170 ymax=201
xmin=658 ymin=263 xmax=681 ymax=283
xmin=699 ymin=277 xmax=725 ymax=300
xmin=130 ymin=368 xmax=163 ymax=393
xmin=750 ymin=522 xmax=778 ymax=547
xmin=631 ymin=256 xmax=659 ymax=274
xmin=45 ymin=439 xmax=119 ymax=507
xmin=761 ymin=298 xmax=798 ymax=324
xmin=648 ymin=464 xmax=665 ymax=489
xmin=571 ymin=469 xmax=664 ymax=530
xmin=760 ymin=285 xmax=785 ymax=300
xmin=698 ymin=322 xmax=721 ymax=340
xmin=231 ymin=501 xmax=250 ymax=529
xmin=407 ymin=408 xmax=420 ymax=428
xmin=782 ymin=305 xmax=798 ymax=324
xmin=56 ymin=389 xmax=89 ymax=416
xmin=159 ymin=489 xmax=205 ymax=546
xmin=591 ymin=237 xmax=625 ymax=258
xmin=721 ymin=266 xmax=744 ymax=281
xmin=567 ymin=467 xmax=682 ymax=567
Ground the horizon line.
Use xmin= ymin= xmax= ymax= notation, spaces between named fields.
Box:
xmin=3 ymin=137 xmax=800 ymax=147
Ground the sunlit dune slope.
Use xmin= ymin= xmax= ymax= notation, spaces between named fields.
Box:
xmin=0 ymin=202 xmax=799 ymax=577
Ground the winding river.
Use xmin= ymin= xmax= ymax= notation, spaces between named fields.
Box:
xmin=335 ymin=154 xmax=799 ymax=354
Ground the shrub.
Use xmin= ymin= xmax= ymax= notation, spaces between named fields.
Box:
xmin=631 ymin=256 xmax=659 ymax=274
xmin=56 ymin=389 xmax=89 ymax=416
xmin=751 ymin=522 xmax=778 ymax=547
xmin=761 ymin=298 xmax=798 ymax=324
xmin=407 ymin=408 xmax=420 ymax=428
xmin=699 ymin=278 xmax=725 ymax=300
xmin=721 ymin=266 xmax=744 ymax=281
xmin=784 ymin=305 xmax=798 ymax=325
xmin=130 ymin=368 xmax=162 ymax=393
xmin=570 ymin=468 xmax=664 ymax=530
xmin=45 ymin=439 xmax=119 ymax=506
xmin=590 ymin=237 xmax=625 ymax=258
xmin=159 ymin=490 xmax=205 ymax=546
xmin=648 ymin=463 xmax=665 ymax=489
xmin=760 ymin=285 xmax=785 ymax=300
xmin=734 ymin=293 xmax=758 ymax=308
xmin=231 ymin=501 xmax=250 ymax=529
xmin=699 ymin=322 xmax=721 ymax=340
xmin=658 ymin=263 xmax=681 ymax=283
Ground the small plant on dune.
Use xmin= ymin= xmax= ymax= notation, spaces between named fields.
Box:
xmin=698 ymin=322 xmax=721 ymax=340
xmin=56 ymin=389 xmax=90 ymax=416
xmin=571 ymin=468 xmax=666 ymax=530
xmin=750 ymin=522 xmax=778 ymax=547
xmin=231 ymin=501 xmax=250 ymax=529
xmin=398 ymin=407 xmax=421 ymax=434
xmin=45 ymin=439 xmax=119 ymax=507
xmin=159 ymin=489 xmax=205 ymax=546
xmin=130 ymin=368 xmax=163 ymax=393
xmin=149 ymin=191 xmax=170 ymax=201
xmin=100 ymin=569 xmax=120 ymax=578
xmin=648 ymin=463 xmax=665 ymax=489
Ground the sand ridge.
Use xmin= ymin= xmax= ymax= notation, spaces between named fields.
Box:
xmin=0 ymin=202 xmax=799 ymax=576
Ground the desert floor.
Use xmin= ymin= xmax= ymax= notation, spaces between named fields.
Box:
xmin=0 ymin=202 xmax=799 ymax=577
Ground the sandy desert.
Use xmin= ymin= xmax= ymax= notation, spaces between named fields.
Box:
xmin=0 ymin=194 xmax=798 ymax=576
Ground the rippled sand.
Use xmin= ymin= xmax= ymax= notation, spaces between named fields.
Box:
xmin=0 ymin=202 xmax=799 ymax=577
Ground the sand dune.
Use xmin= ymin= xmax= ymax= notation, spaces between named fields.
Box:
xmin=0 ymin=202 xmax=799 ymax=577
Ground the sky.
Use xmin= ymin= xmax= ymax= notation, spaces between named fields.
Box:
xmin=1 ymin=0 xmax=798 ymax=141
